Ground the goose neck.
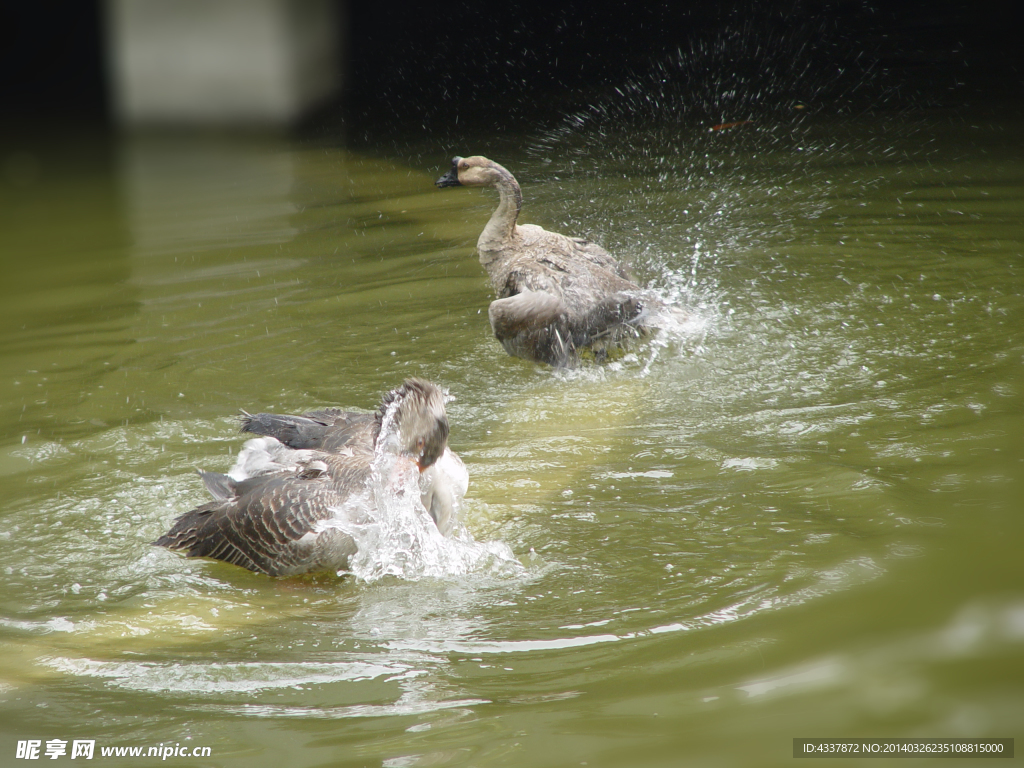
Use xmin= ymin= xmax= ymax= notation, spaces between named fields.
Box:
xmin=478 ymin=167 xmax=522 ymax=256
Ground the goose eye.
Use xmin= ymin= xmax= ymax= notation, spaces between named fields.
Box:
xmin=416 ymin=437 xmax=425 ymax=455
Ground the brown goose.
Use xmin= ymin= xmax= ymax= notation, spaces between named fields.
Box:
xmin=436 ymin=155 xmax=655 ymax=367
xmin=153 ymin=379 xmax=467 ymax=577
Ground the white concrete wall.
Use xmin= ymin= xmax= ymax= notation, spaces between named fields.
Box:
xmin=105 ymin=0 xmax=342 ymax=127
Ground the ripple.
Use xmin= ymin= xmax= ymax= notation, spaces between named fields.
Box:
xmin=41 ymin=657 xmax=416 ymax=694
xmin=382 ymin=555 xmax=884 ymax=657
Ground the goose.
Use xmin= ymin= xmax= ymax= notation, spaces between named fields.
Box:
xmin=436 ymin=155 xmax=657 ymax=367
xmin=153 ymin=379 xmax=467 ymax=577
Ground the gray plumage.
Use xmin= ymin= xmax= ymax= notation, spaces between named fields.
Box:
xmin=436 ymin=155 xmax=653 ymax=367
xmin=239 ymin=408 xmax=376 ymax=452
xmin=153 ymin=379 xmax=464 ymax=577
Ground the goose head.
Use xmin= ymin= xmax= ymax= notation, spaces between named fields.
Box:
xmin=376 ymin=378 xmax=450 ymax=472
xmin=435 ymin=156 xmax=509 ymax=188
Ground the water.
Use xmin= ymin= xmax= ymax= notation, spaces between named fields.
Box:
xmin=1 ymin=97 xmax=1022 ymax=766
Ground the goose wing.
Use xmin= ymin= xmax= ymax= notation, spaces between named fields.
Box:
xmin=488 ymin=291 xmax=574 ymax=366
xmin=241 ymin=409 xmax=376 ymax=452
xmin=154 ymin=456 xmax=368 ymax=576
xmin=488 ymin=290 xmax=566 ymax=337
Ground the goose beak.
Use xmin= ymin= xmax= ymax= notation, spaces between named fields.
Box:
xmin=435 ymin=157 xmax=462 ymax=188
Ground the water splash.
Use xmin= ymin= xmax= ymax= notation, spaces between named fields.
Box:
xmin=525 ymin=11 xmax=927 ymax=273
xmin=322 ymin=448 xmax=523 ymax=584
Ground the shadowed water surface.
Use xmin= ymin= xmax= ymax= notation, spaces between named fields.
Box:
xmin=0 ymin=100 xmax=1022 ymax=766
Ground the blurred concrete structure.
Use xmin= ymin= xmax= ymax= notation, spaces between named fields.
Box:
xmin=104 ymin=0 xmax=342 ymax=127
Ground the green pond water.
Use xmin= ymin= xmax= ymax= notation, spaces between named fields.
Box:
xmin=0 ymin=108 xmax=1022 ymax=767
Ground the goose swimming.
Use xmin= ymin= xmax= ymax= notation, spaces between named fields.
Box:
xmin=153 ymin=378 xmax=467 ymax=577
xmin=436 ymin=155 xmax=664 ymax=367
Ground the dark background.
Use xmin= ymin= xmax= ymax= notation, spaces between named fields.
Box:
xmin=0 ymin=0 xmax=1020 ymax=132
